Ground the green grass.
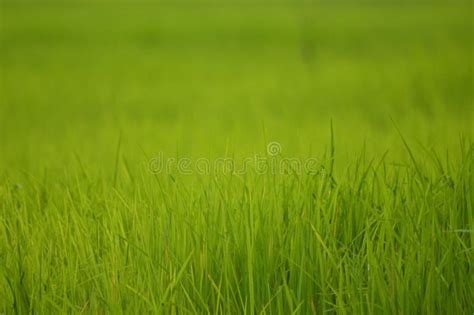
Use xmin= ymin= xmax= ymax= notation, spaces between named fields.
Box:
xmin=0 ymin=1 xmax=473 ymax=314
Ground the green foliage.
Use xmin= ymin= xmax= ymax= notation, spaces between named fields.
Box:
xmin=0 ymin=2 xmax=472 ymax=314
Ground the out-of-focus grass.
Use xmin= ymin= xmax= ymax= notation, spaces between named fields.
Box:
xmin=0 ymin=2 xmax=473 ymax=314
xmin=1 ymin=3 xmax=472 ymax=169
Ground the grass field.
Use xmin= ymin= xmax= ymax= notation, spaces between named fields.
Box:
xmin=0 ymin=1 xmax=473 ymax=314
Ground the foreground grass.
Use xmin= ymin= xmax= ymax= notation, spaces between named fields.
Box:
xmin=0 ymin=139 xmax=473 ymax=313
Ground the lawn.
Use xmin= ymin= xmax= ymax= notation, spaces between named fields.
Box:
xmin=0 ymin=1 xmax=473 ymax=313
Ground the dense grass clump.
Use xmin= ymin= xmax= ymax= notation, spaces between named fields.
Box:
xmin=1 ymin=1 xmax=473 ymax=314
xmin=0 ymin=140 xmax=473 ymax=314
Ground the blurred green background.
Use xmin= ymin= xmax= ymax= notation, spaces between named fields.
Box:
xmin=0 ymin=1 xmax=472 ymax=174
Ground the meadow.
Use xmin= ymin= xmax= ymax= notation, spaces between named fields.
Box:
xmin=0 ymin=1 xmax=473 ymax=313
